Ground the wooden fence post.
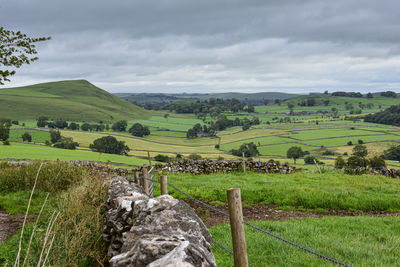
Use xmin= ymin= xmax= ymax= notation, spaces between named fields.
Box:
xmin=160 ymin=175 xmax=168 ymax=195
xmin=134 ymin=171 xmax=140 ymax=185
xmin=227 ymin=188 xmax=248 ymax=267
xmin=242 ymin=152 xmax=246 ymax=173
xmin=142 ymin=166 xmax=150 ymax=195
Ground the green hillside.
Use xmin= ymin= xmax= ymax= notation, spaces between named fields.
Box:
xmin=0 ymin=80 xmax=150 ymax=121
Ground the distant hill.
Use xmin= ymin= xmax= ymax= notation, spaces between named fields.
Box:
xmin=114 ymin=92 xmax=301 ymax=105
xmin=0 ymin=80 xmax=150 ymax=121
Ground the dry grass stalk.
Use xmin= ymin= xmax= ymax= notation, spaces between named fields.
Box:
xmin=14 ymin=163 xmax=43 ymax=267
xmin=22 ymin=193 xmax=49 ymax=267
xmin=36 ymin=211 xmax=59 ymax=267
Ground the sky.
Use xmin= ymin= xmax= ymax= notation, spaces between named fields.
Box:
xmin=1 ymin=0 xmax=400 ymax=94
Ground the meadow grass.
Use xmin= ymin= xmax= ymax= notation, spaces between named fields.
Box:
xmin=210 ymin=216 xmax=400 ymax=266
xmin=9 ymin=129 xmax=50 ymax=143
xmin=164 ymin=171 xmax=400 ymax=211
xmin=0 ymin=142 xmax=149 ymax=165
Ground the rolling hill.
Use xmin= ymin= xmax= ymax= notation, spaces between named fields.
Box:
xmin=0 ymin=80 xmax=150 ymax=121
xmin=115 ymin=92 xmax=301 ymax=105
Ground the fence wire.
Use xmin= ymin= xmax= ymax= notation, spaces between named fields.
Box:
xmin=166 ymin=182 xmax=351 ymax=267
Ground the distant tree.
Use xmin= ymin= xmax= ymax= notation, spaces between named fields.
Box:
xmin=0 ymin=118 xmax=11 ymax=144
xmin=334 ymin=156 xmax=346 ymax=169
xmin=304 ymin=156 xmax=321 ymax=165
xmin=111 ymin=120 xmax=128 ymax=132
xmin=68 ymin=122 xmax=79 ymax=130
xmin=358 ymin=139 xmax=364 ymax=144
xmin=384 ymin=145 xmax=400 ymax=161
xmin=0 ymin=27 xmax=50 ymax=84
xmin=286 ymin=146 xmax=304 ymax=164
xmin=274 ymin=99 xmax=281 ymax=106
xmin=50 ymin=129 xmax=62 ymax=143
xmin=128 ymin=123 xmax=150 ymax=137
xmin=324 ymin=90 xmax=329 ymax=95
xmin=89 ymin=136 xmax=130 ymax=155
xmin=11 ymin=120 xmax=19 ymax=125
xmin=231 ymin=142 xmax=259 ymax=157
xmin=53 ymin=137 xmax=78 ymax=150
xmin=242 ymin=123 xmax=251 ymax=131
xmin=287 ymin=102 xmax=295 ymax=110
xmin=352 ymin=144 xmax=368 ymax=157
xmin=380 ymin=91 xmax=397 ymax=98
xmin=347 ymin=155 xmax=368 ymax=168
xmin=247 ymin=104 xmax=255 ymax=113
xmin=263 ymin=99 xmax=269 ymax=106
xmin=164 ymin=113 xmax=170 ymax=121
xmin=366 ymin=92 xmax=373 ymax=98
xmin=81 ymin=123 xmax=90 ymax=131
xmin=154 ymin=154 xmax=170 ymax=162
xmin=347 ymin=141 xmax=353 ymax=146
xmin=323 ymin=100 xmax=330 ymax=106
xmin=37 ymin=116 xmax=48 ymax=127
xmin=188 ymin=153 xmax=202 ymax=160
xmin=21 ymin=132 xmax=32 ymax=142
xmin=46 ymin=122 xmax=56 ymax=128
xmin=55 ymin=120 xmax=68 ymax=129
xmin=369 ymin=156 xmax=386 ymax=169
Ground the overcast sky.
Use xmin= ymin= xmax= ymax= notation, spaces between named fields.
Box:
xmin=1 ymin=0 xmax=400 ymax=93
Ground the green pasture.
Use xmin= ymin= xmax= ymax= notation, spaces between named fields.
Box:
xmin=9 ymin=129 xmax=50 ymax=143
xmin=210 ymin=216 xmax=400 ymax=266
xmin=0 ymin=142 xmax=148 ymax=165
xmin=164 ymin=171 xmax=400 ymax=212
xmin=303 ymin=134 xmax=400 ymax=147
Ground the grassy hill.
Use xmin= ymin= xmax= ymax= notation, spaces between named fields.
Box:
xmin=0 ymin=80 xmax=150 ymax=121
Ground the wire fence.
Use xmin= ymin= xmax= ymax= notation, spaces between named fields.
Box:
xmin=140 ymin=175 xmax=351 ymax=267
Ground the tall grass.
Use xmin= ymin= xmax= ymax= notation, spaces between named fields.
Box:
xmin=0 ymin=161 xmax=108 ymax=266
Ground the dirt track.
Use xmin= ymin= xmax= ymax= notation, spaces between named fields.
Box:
xmin=0 ymin=207 xmax=34 ymax=244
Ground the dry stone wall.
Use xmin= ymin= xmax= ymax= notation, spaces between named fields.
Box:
xmin=103 ymin=176 xmax=216 ymax=267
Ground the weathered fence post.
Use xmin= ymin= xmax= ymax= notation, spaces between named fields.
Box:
xmin=160 ymin=175 xmax=168 ymax=195
xmin=134 ymin=171 xmax=140 ymax=185
xmin=242 ymin=152 xmax=246 ymax=173
xmin=227 ymin=188 xmax=248 ymax=267
xmin=313 ymin=159 xmax=322 ymax=174
xmin=142 ymin=166 xmax=150 ymax=195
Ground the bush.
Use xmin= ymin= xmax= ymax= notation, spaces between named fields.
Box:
xmin=176 ymin=153 xmax=183 ymax=159
xmin=304 ymin=156 xmax=320 ymax=165
xmin=231 ymin=142 xmax=259 ymax=157
xmin=50 ymin=129 xmax=62 ymax=143
xmin=352 ymin=144 xmax=368 ymax=157
xmin=154 ymin=154 xmax=170 ymax=162
xmin=384 ymin=145 xmax=400 ymax=161
xmin=347 ymin=141 xmax=353 ymax=146
xmin=322 ymin=150 xmax=335 ymax=156
xmin=111 ymin=120 xmax=128 ymax=132
xmin=188 ymin=154 xmax=202 ymax=160
xmin=335 ymin=156 xmax=346 ymax=169
xmin=128 ymin=123 xmax=150 ymax=137
xmin=369 ymin=156 xmax=386 ymax=169
xmin=358 ymin=139 xmax=364 ymax=144
xmin=89 ymin=136 xmax=130 ymax=155
xmin=53 ymin=137 xmax=79 ymax=150
xmin=214 ymin=144 xmax=220 ymax=149
xmin=21 ymin=132 xmax=32 ymax=142
xmin=347 ymin=156 xmax=368 ymax=168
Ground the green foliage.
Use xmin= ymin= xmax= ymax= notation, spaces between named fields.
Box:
xmin=53 ymin=137 xmax=79 ymax=150
xmin=21 ymin=132 xmax=32 ymax=142
xmin=369 ymin=156 xmax=386 ymax=169
xmin=347 ymin=141 xmax=353 ymax=146
xmin=50 ymin=129 xmax=61 ymax=143
xmin=0 ymin=27 xmax=50 ymax=84
xmin=304 ymin=156 xmax=323 ymax=165
xmin=347 ymin=155 xmax=368 ymax=168
xmin=112 ymin=120 xmax=128 ymax=132
xmin=352 ymin=144 xmax=368 ymax=157
xmin=384 ymin=145 xmax=400 ymax=161
xmin=0 ymin=118 xmax=11 ymax=142
xmin=334 ymin=156 xmax=346 ymax=169
xmin=380 ymin=91 xmax=397 ymax=98
xmin=89 ymin=136 xmax=130 ymax=155
xmin=364 ymin=104 xmax=400 ymax=125
xmin=36 ymin=116 xmax=48 ymax=127
xmin=154 ymin=154 xmax=170 ymax=162
xmin=286 ymin=146 xmax=304 ymax=163
xmin=231 ymin=142 xmax=259 ymax=157
xmin=128 ymin=123 xmax=150 ymax=137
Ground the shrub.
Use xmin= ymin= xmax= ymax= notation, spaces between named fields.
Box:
xmin=231 ymin=142 xmax=259 ymax=157
xmin=352 ymin=144 xmax=368 ymax=157
xmin=154 ymin=154 xmax=170 ymax=162
xmin=176 ymin=153 xmax=183 ymax=159
xmin=335 ymin=156 xmax=346 ymax=169
xmin=347 ymin=156 xmax=368 ymax=168
xmin=128 ymin=123 xmax=150 ymax=137
xmin=89 ymin=136 xmax=130 ymax=155
xmin=111 ymin=120 xmax=128 ymax=132
xmin=347 ymin=141 xmax=353 ymax=146
xmin=188 ymin=154 xmax=202 ymax=160
xmin=358 ymin=139 xmax=364 ymax=144
xmin=53 ymin=137 xmax=79 ymax=150
xmin=304 ymin=156 xmax=319 ymax=165
xmin=369 ymin=156 xmax=386 ymax=169
xmin=50 ymin=129 xmax=62 ymax=143
xmin=214 ymin=144 xmax=220 ymax=149
xmin=21 ymin=132 xmax=32 ymax=142
xmin=322 ymin=150 xmax=335 ymax=156
xmin=384 ymin=145 xmax=400 ymax=161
